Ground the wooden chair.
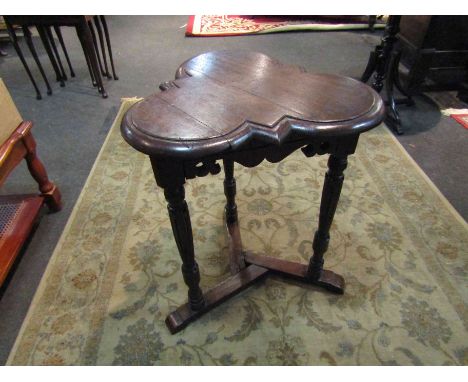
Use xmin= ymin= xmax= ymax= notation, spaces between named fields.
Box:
xmin=0 ymin=78 xmax=61 ymax=287
xmin=4 ymin=16 xmax=118 ymax=99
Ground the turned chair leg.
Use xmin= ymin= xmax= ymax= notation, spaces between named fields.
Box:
xmin=308 ymin=154 xmax=348 ymax=282
xmin=163 ymin=185 xmax=205 ymax=311
xmin=22 ymin=132 xmax=62 ymax=212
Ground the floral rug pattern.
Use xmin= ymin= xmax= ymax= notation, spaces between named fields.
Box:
xmin=7 ymin=99 xmax=467 ymax=365
xmin=186 ymin=15 xmax=385 ymax=37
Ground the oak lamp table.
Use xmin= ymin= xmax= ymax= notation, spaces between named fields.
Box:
xmin=121 ymin=51 xmax=385 ymax=334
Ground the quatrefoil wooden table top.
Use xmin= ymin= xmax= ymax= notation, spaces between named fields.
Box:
xmin=121 ymin=50 xmax=385 ymax=334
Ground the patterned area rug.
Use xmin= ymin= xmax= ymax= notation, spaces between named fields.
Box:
xmin=186 ymin=15 xmax=385 ymax=37
xmin=7 ymin=98 xmax=467 ymax=365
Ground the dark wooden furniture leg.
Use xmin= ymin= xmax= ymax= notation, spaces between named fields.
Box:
xmin=384 ymin=51 xmax=403 ymax=135
xmin=306 ymin=154 xmax=347 ymax=293
xmin=93 ymin=16 xmax=111 ymax=79
xmin=76 ymin=21 xmax=107 ymax=98
xmin=75 ymin=26 xmax=97 ymax=87
xmin=100 ymin=16 xmax=118 ymax=80
xmin=36 ymin=25 xmax=65 ymax=88
xmin=370 ymin=15 xmax=401 ymax=93
xmin=164 ymin=184 xmax=205 ymax=311
xmin=223 ymin=159 xmax=245 ymax=275
xmin=361 ymin=16 xmax=405 ymax=134
xmin=23 ymin=131 xmax=62 ymax=212
xmin=161 ymin=154 xmax=350 ymax=334
xmin=5 ymin=21 xmax=42 ymax=100
xmin=54 ymin=26 xmax=75 ymax=77
xmin=45 ymin=26 xmax=67 ymax=81
xmin=87 ymin=20 xmax=105 ymax=77
xmin=22 ymin=26 xmax=53 ymax=96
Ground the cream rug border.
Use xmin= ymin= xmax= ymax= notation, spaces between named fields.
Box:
xmin=7 ymin=97 xmax=467 ymax=363
xmin=6 ymin=98 xmax=142 ymax=364
xmin=384 ymin=130 xmax=467 ymax=228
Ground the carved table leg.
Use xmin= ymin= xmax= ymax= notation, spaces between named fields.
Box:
xmin=223 ymin=159 xmax=238 ymax=224
xmin=384 ymin=50 xmax=403 ymax=135
xmin=163 ymin=185 xmax=205 ymax=311
xmin=307 ymin=154 xmax=347 ymax=294
xmin=370 ymin=15 xmax=401 ymax=93
xmin=151 ymin=153 xmax=354 ymax=334
xmin=22 ymin=132 xmax=62 ymax=212
xmin=223 ymin=159 xmax=245 ymax=274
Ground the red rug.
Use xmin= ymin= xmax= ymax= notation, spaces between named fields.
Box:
xmin=451 ymin=114 xmax=468 ymax=129
xmin=186 ymin=15 xmax=385 ymax=37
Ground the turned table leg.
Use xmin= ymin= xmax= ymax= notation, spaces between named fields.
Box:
xmin=223 ymin=159 xmax=245 ymax=274
xmin=307 ymin=154 xmax=348 ymax=293
xmin=223 ymin=159 xmax=238 ymax=224
xmin=163 ymin=185 xmax=205 ymax=311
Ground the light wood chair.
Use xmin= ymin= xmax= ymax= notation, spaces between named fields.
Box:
xmin=0 ymin=78 xmax=61 ymax=287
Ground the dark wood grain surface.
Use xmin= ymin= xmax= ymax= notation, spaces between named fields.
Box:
xmin=121 ymin=51 xmax=384 ymax=159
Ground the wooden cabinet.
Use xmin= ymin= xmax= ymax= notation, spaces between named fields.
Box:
xmin=397 ymin=16 xmax=468 ymax=95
